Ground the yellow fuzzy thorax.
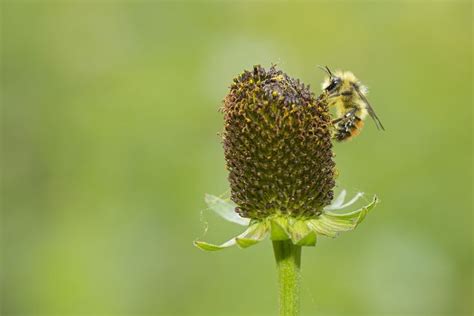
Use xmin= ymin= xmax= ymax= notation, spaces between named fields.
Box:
xmin=321 ymin=70 xmax=369 ymax=120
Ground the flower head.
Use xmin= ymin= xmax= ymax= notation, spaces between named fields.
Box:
xmin=222 ymin=65 xmax=335 ymax=219
xmin=194 ymin=65 xmax=378 ymax=251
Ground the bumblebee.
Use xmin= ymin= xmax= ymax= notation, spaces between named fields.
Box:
xmin=319 ymin=66 xmax=384 ymax=141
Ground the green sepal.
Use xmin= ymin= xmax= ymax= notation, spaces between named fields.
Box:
xmin=307 ymin=195 xmax=378 ymax=238
xmin=270 ymin=216 xmax=291 ymax=240
xmin=194 ymin=221 xmax=269 ymax=251
xmin=296 ymin=231 xmax=317 ymax=246
xmin=195 ymin=195 xmax=378 ymax=251
xmin=289 ymin=220 xmax=317 ymax=246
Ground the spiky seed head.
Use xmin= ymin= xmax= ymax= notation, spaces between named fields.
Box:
xmin=222 ymin=65 xmax=336 ymax=220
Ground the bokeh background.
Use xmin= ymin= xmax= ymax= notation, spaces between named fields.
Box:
xmin=1 ymin=1 xmax=472 ymax=316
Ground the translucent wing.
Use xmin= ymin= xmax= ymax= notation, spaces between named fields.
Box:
xmin=354 ymin=86 xmax=385 ymax=131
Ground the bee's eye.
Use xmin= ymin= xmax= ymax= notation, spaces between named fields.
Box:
xmin=325 ymin=78 xmax=340 ymax=92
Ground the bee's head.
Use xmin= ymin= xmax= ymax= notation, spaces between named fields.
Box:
xmin=323 ymin=76 xmax=343 ymax=94
xmin=319 ymin=66 xmax=343 ymax=94
xmin=319 ymin=66 xmax=367 ymax=98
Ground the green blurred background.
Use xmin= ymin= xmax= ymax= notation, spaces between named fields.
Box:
xmin=1 ymin=1 xmax=472 ymax=316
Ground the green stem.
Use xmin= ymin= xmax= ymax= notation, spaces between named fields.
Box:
xmin=272 ymin=240 xmax=302 ymax=316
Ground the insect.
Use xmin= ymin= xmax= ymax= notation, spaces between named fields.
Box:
xmin=319 ymin=66 xmax=384 ymax=141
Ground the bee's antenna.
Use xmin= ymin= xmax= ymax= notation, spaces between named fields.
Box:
xmin=325 ymin=66 xmax=334 ymax=77
xmin=317 ymin=65 xmax=333 ymax=78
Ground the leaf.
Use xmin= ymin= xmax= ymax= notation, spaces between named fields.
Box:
xmin=204 ymin=194 xmax=250 ymax=226
xmin=194 ymin=221 xmax=269 ymax=251
xmin=308 ymin=195 xmax=378 ymax=238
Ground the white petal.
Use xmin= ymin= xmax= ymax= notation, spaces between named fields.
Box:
xmin=325 ymin=191 xmax=364 ymax=211
xmin=324 ymin=190 xmax=347 ymax=210
xmin=339 ymin=192 xmax=364 ymax=209
xmin=205 ymin=194 xmax=250 ymax=226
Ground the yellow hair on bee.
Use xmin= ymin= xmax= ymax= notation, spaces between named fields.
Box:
xmin=321 ymin=71 xmax=365 ymax=93
xmin=318 ymin=67 xmax=383 ymax=141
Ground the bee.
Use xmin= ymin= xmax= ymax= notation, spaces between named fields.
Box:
xmin=319 ymin=66 xmax=384 ymax=141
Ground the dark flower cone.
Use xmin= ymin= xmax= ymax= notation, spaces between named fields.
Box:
xmin=222 ymin=65 xmax=336 ymax=220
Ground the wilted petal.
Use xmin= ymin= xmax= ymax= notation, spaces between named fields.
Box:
xmin=194 ymin=221 xmax=269 ymax=251
xmin=308 ymin=195 xmax=378 ymax=238
xmin=337 ymin=192 xmax=364 ymax=209
xmin=325 ymin=189 xmax=347 ymax=210
xmin=324 ymin=191 xmax=364 ymax=211
xmin=205 ymin=194 xmax=250 ymax=226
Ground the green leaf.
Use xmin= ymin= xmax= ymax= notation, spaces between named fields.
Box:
xmin=307 ymin=195 xmax=378 ymax=238
xmin=204 ymin=194 xmax=250 ymax=226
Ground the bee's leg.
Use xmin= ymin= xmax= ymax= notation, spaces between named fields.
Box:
xmin=332 ymin=107 xmax=356 ymax=126
xmin=333 ymin=107 xmax=360 ymax=141
xmin=345 ymin=107 xmax=358 ymax=118
xmin=343 ymin=108 xmax=362 ymax=131
xmin=331 ymin=116 xmax=345 ymax=140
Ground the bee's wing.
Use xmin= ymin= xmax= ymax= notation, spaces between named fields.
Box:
xmin=354 ymin=87 xmax=385 ymax=131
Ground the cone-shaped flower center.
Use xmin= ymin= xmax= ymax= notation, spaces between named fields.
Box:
xmin=222 ymin=65 xmax=336 ymax=219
